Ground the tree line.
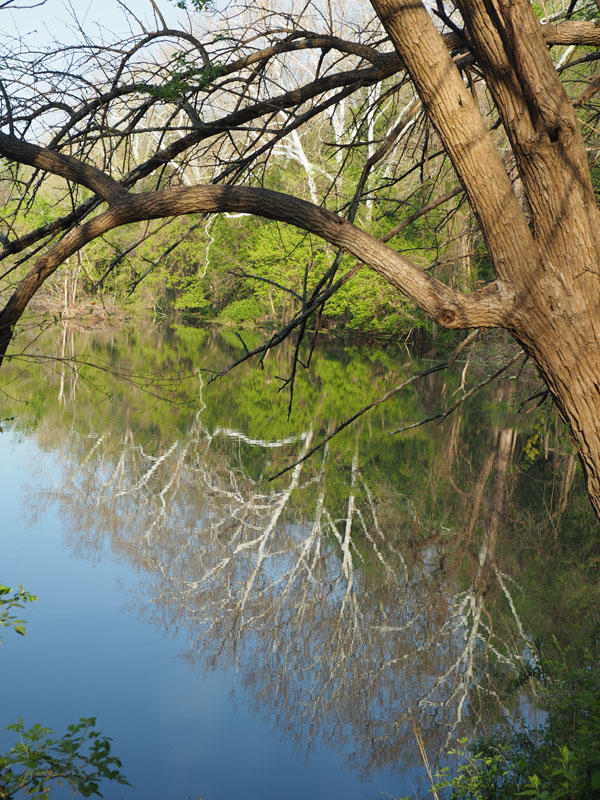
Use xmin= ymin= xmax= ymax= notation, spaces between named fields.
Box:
xmin=2 ymin=0 xmax=600 ymax=515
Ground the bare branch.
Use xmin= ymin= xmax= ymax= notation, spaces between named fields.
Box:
xmin=0 ymin=132 xmax=128 ymax=203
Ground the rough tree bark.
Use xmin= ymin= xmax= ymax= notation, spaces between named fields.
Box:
xmin=371 ymin=0 xmax=600 ymax=515
xmin=1 ymin=0 xmax=600 ymax=515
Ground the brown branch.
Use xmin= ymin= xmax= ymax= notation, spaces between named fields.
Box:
xmin=574 ymin=67 xmax=600 ymax=108
xmin=0 ymin=59 xmax=400 ymax=262
xmin=0 ymin=132 xmax=128 ymax=204
xmin=1 ymin=15 xmax=596 ymax=261
xmin=224 ymin=32 xmax=386 ymax=73
xmin=543 ymin=20 xmax=600 ymax=46
xmin=0 ymin=184 xmax=512 ymax=360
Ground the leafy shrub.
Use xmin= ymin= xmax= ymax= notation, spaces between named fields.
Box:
xmin=429 ymin=650 xmax=600 ymax=800
xmin=0 ymin=718 xmax=130 ymax=799
xmin=173 ymin=281 xmax=210 ymax=312
xmin=218 ymin=297 xmax=263 ymax=326
xmin=0 ymin=586 xmax=129 ymax=798
xmin=0 ymin=585 xmax=36 ymax=642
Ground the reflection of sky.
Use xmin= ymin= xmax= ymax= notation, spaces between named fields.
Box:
xmin=0 ymin=432 xmax=421 ymax=800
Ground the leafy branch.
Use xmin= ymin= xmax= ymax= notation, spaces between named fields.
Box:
xmin=0 ymin=718 xmax=130 ymax=799
xmin=0 ymin=585 xmax=37 ymax=642
xmin=0 ymin=586 xmax=130 ymax=798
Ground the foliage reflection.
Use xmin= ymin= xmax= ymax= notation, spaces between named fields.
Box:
xmin=4 ymin=322 xmax=599 ymax=779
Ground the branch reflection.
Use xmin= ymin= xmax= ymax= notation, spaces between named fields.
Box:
xmin=36 ymin=388 xmax=535 ymax=776
xmin=16 ymin=325 xmax=599 ymax=779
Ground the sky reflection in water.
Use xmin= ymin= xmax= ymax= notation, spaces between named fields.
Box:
xmin=0 ymin=434 xmax=418 ymax=800
xmin=1 ymin=325 xmax=598 ymax=799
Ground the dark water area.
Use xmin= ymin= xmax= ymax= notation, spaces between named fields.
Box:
xmin=1 ymin=322 xmax=599 ymax=799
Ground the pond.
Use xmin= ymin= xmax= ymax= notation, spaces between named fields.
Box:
xmin=1 ymin=321 xmax=598 ymax=799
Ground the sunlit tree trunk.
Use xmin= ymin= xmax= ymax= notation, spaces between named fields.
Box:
xmin=1 ymin=0 xmax=600 ymax=517
xmin=371 ymin=0 xmax=600 ymax=516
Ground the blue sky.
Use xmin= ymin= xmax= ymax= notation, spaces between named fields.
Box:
xmin=4 ymin=0 xmax=186 ymax=44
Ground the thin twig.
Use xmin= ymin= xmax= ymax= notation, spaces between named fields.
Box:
xmin=392 ymin=351 xmax=523 ymax=435
xmin=268 ymin=330 xmax=481 ymax=482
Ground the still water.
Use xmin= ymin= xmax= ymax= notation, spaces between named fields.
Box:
xmin=0 ymin=323 xmax=598 ymax=799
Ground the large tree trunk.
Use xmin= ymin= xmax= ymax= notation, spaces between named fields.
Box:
xmin=466 ymin=0 xmax=600 ymax=517
xmin=372 ymin=0 xmax=600 ymax=517
xmin=2 ymin=0 xmax=600 ymax=518
xmin=517 ymin=299 xmax=600 ymax=516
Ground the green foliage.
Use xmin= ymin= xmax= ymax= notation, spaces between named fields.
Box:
xmin=44 ymin=121 xmax=473 ymax=339
xmin=0 ymin=585 xmax=37 ymax=643
xmin=172 ymin=279 xmax=210 ymax=312
xmin=429 ymin=651 xmax=600 ymax=800
xmin=203 ymin=219 xmax=422 ymax=336
xmin=0 ymin=717 xmax=130 ymax=799
xmin=1 ymin=585 xmax=129 ymax=798
xmin=218 ymin=297 xmax=263 ymax=325
xmin=433 ymin=738 xmax=528 ymax=800
xmin=148 ymin=54 xmax=226 ymax=101
xmin=169 ymin=0 xmax=214 ymax=9
xmin=523 ymin=422 xmax=543 ymax=465
xmin=18 ymin=127 xmax=483 ymax=339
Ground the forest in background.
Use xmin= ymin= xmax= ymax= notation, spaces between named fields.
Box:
xmin=1 ymin=0 xmax=600 ymax=795
xmin=9 ymin=144 xmax=468 ymax=339
xmin=1 ymin=2 xmax=507 ymax=340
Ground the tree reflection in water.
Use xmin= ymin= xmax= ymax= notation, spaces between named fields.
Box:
xmin=14 ymin=325 xmax=600 ymax=780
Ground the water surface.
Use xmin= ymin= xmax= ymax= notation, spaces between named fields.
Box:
xmin=1 ymin=323 xmax=598 ymax=798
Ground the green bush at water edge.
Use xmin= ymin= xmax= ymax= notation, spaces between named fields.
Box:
xmin=0 ymin=586 xmax=129 ymax=799
xmin=410 ymin=649 xmax=600 ymax=800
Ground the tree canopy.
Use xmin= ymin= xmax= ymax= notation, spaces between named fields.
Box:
xmin=1 ymin=0 xmax=600 ymax=513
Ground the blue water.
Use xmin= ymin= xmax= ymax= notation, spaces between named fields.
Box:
xmin=0 ymin=432 xmax=417 ymax=799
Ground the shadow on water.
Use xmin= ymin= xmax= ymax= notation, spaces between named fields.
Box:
xmin=3 ymin=321 xmax=600 ymax=787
